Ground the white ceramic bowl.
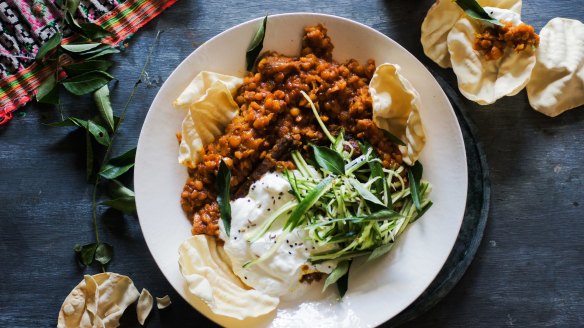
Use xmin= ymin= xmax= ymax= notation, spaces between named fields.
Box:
xmin=135 ymin=13 xmax=467 ymax=327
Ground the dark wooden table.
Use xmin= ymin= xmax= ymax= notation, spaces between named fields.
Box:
xmin=1 ymin=1 xmax=583 ymax=327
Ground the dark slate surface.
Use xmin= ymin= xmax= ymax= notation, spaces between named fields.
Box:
xmin=1 ymin=1 xmax=583 ymax=327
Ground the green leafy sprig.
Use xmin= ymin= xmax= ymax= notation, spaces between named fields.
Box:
xmin=37 ymin=0 xmax=160 ymax=270
xmin=246 ymin=15 xmax=268 ymax=71
xmin=454 ymin=0 xmax=503 ymax=26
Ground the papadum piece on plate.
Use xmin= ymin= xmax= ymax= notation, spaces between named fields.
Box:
xmin=178 ymin=235 xmax=279 ymax=320
xmin=527 ymin=17 xmax=584 ymax=117
xmin=174 ymin=71 xmax=243 ymax=168
xmin=421 ymin=0 xmax=522 ymax=68
xmin=370 ymin=63 xmax=426 ymax=166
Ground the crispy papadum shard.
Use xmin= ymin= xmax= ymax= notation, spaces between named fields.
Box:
xmin=370 ymin=63 xmax=426 ymax=166
xmin=174 ymin=72 xmax=243 ymax=168
xmin=155 ymin=295 xmax=172 ymax=309
xmin=447 ymin=7 xmax=536 ymax=105
xmin=173 ymin=71 xmax=243 ymax=110
xmin=527 ymin=18 xmax=584 ymax=117
xmin=58 ymin=273 xmax=140 ymax=328
xmin=136 ymin=288 xmax=154 ymax=325
xmin=178 ymin=235 xmax=279 ymax=320
xmin=421 ymin=0 xmax=522 ymax=68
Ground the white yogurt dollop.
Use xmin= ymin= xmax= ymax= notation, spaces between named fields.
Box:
xmin=220 ymin=172 xmax=336 ymax=300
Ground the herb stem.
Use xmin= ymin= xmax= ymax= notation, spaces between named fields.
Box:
xmin=89 ymin=31 xmax=161 ymax=271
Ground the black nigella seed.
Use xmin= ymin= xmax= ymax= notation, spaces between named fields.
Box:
xmin=286 ymin=239 xmax=289 ymax=243
xmin=247 ymin=199 xmax=251 ymax=203
xmin=244 ymin=276 xmax=248 ymax=279
xmin=278 ymin=197 xmax=281 ymax=200
xmin=305 ymin=248 xmax=308 ymax=251
xmin=289 ymin=245 xmax=293 ymax=248
xmin=267 ymin=208 xmax=271 ymax=211
xmin=234 ymin=237 xmax=237 ymax=240
xmin=288 ymin=252 xmax=292 ymax=255
xmin=279 ymin=192 xmax=284 ymax=195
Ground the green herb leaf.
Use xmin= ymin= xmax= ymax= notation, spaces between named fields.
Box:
xmin=100 ymin=196 xmax=136 ymax=214
xmin=85 ymin=47 xmax=120 ymax=60
xmin=348 ymin=178 xmax=386 ymax=208
xmin=74 ymin=243 xmax=98 ymax=266
xmin=80 ymin=23 xmax=112 ymax=40
xmin=65 ymin=0 xmax=81 ymax=15
xmin=284 ymin=176 xmax=335 ymax=230
xmin=359 ymin=141 xmax=392 ymax=209
xmin=336 ymin=260 xmax=351 ymax=298
xmin=312 ymin=145 xmax=345 ymax=175
xmin=36 ymin=73 xmax=59 ymax=104
xmin=62 ymin=71 xmax=113 ymax=95
xmin=246 ymin=15 xmax=267 ymax=71
xmin=407 ymin=161 xmax=423 ymax=211
xmin=381 ymin=129 xmax=406 ymax=146
xmin=106 ymin=180 xmax=135 ymax=199
xmin=48 ymin=117 xmax=111 ymax=146
xmin=61 ymin=43 xmax=102 ymax=53
xmin=99 ymin=148 xmax=136 ymax=179
xmin=93 ymin=85 xmax=115 ymax=131
xmin=413 ymin=201 xmax=433 ymax=221
xmin=65 ymin=10 xmax=86 ymax=36
xmin=454 ymin=0 xmax=503 ymax=26
xmin=216 ymin=160 xmax=232 ymax=236
xmin=94 ymin=243 xmax=113 ymax=265
xmin=323 ymin=260 xmax=350 ymax=292
xmin=64 ymin=60 xmax=113 ymax=75
xmin=86 ymin=129 xmax=94 ymax=180
xmin=368 ymin=243 xmax=394 ymax=261
xmin=35 ymin=33 xmax=62 ymax=62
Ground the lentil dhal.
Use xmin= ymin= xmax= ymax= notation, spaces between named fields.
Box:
xmin=180 ymin=25 xmax=404 ymax=236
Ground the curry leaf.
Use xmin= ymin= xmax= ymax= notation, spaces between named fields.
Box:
xmin=65 ymin=10 xmax=86 ymax=36
xmin=94 ymin=243 xmax=113 ymax=265
xmin=348 ymin=178 xmax=386 ymax=208
xmin=35 ymin=33 xmax=62 ymax=62
xmin=48 ymin=117 xmax=110 ymax=146
xmin=336 ymin=260 xmax=351 ymax=298
xmin=80 ymin=23 xmax=112 ymax=40
xmin=93 ymin=85 xmax=115 ymax=131
xmin=61 ymin=43 xmax=102 ymax=53
xmin=62 ymin=71 xmax=113 ymax=95
xmin=65 ymin=0 xmax=81 ymax=15
xmin=368 ymin=243 xmax=394 ymax=261
xmin=312 ymin=145 xmax=345 ymax=175
xmin=381 ymin=129 xmax=406 ymax=147
xmin=323 ymin=260 xmax=350 ymax=292
xmin=85 ymin=47 xmax=120 ymax=60
xmin=246 ymin=15 xmax=267 ymax=71
xmin=36 ymin=73 xmax=59 ymax=104
xmin=100 ymin=196 xmax=136 ymax=214
xmin=99 ymin=148 xmax=136 ymax=179
xmin=216 ymin=160 xmax=232 ymax=236
xmin=454 ymin=0 xmax=503 ymax=26
xmin=359 ymin=141 xmax=392 ymax=209
xmin=106 ymin=180 xmax=135 ymax=199
xmin=64 ymin=60 xmax=113 ymax=75
xmin=74 ymin=243 xmax=98 ymax=266
xmin=407 ymin=161 xmax=423 ymax=211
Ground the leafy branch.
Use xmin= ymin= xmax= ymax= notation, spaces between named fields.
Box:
xmin=37 ymin=1 xmax=159 ymax=270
